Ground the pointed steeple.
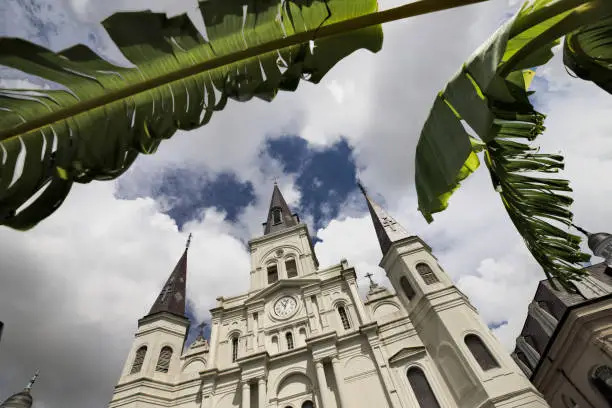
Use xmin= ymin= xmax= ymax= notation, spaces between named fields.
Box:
xmin=0 ymin=371 xmax=38 ymax=408
xmin=358 ymin=182 xmax=410 ymax=256
xmin=263 ymin=183 xmax=299 ymax=235
xmin=147 ymin=235 xmax=191 ymax=317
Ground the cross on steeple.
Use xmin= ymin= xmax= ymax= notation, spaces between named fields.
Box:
xmin=365 ymin=272 xmax=378 ymax=289
xmin=197 ymin=321 xmax=207 ymax=337
xmin=186 ymin=233 xmax=193 ymax=249
xmin=160 ymin=284 xmax=174 ymax=302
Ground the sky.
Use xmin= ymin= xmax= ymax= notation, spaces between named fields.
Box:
xmin=1 ymin=0 xmax=611 ymax=406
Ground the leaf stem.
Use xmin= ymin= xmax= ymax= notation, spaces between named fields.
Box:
xmin=0 ymin=0 xmax=487 ymax=142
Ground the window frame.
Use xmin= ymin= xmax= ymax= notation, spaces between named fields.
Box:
xmin=406 ymin=366 xmax=441 ymax=408
xmin=286 ymin=331 xmax=294 ymax=350
xmin=267 ymin=264 xmax=279 ymax=284
xmin=400 ymin=277 xmax=415 ymax=300
xmin=155 ymin=346 xmax=173 ymax=373
xmin=285 ymin=258 xmax=298 ymax=278
xmin=464 ymin=334 xmax=500 ymax=371
xmin=130 ymin=345 xmax=148 ymax=374
xmin=337 ymin=305 xmax=351 ymax=330
xmin=416 ymin=263 xmax=439 ymax=285
xmin=231 ymin=336 xmax=239 ymax=362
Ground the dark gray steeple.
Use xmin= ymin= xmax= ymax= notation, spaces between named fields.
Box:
xmin=147 ymin=235 xmax=191 ymax=318
xmin=358 ymin=183 xmax=410 ymax=256
xmin=0 ymin=371 xmax=38 ymax=408
xmin=263 ymin=183 xmax=299 ymax=235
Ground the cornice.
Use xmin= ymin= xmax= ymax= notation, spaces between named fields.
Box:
xmin=137 ymin=311 xmax=189 ymax=328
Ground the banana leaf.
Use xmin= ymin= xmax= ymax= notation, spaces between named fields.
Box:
xmin=415 ymin=0 xmax=612 ymax=288
xmin=0 ymin=0 xmax=383 ymax=230
xmin=564 ymin=15 xmax=612 ymax=94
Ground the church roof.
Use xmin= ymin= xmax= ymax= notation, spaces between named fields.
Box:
xmin=358 ymin=183 xmax=410 ymax=256
xmin=263 ymin=183 xmax=299 ymax=235
xmin=0 ymin=371 xmax=38 ymax=408
xmin=147 ymin=237 xmax=190 ymax=318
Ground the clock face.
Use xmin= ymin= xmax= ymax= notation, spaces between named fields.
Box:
xmin=274 ymin=296 xmax=297 ymax=318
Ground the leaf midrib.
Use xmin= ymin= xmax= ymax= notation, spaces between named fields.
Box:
xmin=0 ymin=0 xmax=486 ymax=142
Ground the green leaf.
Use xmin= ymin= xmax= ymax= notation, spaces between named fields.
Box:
xmin=0 ymin=0 xmax=383 ymax=230
xmin=414 ymin=0 xmax=610 ymax=287
xmin=564 ymin=14 xmax=612 ymax=94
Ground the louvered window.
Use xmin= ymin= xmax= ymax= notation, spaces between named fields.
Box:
xmin=286 ymin=259 xmax=298 ymax=278
xmin=416 ymin=263 xmax=439 ymax=285
xmin=591 ymin=365 xmax=612 ymax=404
xmin=155 ymin=346 xmax=173 ymax=373
xmin=272 ymin=208 xmax=282 ymax=224
xmin=338 ymin=306 xmax=351 ymax=330
xmin=268 ymin=265 xmax=279 ymax=284
xmin=130 ymin=346 xmax=147 ymax=374
xmin=400 ymin=277 xmax=415 ymax=300
xmin=232 ymin=337 xmax=239 ymax=362
xmin=407 ymin=367 xmax=441 ymax=408
xmin=286 ymin=332 xmax=294 ymax=350
xmin=465 ymin=334 xmax=500 ymax=371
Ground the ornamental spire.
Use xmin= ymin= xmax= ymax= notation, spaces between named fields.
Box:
xmin=358 ymin=182 xmax=410 ymax=256
xmin=263 ymin=183 xmax=298 ymax=235
xmin=147 ymin=236 xmax=190 ymax=317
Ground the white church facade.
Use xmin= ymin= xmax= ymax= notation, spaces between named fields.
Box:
xmin=108 ymin=184 xmax=550 ymax=408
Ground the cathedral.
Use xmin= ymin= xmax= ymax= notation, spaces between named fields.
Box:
xmin=107 ymin=184 xmax=549 ymax=408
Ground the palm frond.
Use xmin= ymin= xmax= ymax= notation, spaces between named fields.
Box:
xmin=415 ymin=0 xmax=612 ymax=287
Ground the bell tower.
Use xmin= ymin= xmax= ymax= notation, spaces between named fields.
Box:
xmin=109 ymin=237 xmax=191 ymax=407
xmin=359 ymin=184 xmax=549 ymax=408
xmin=247 ymin=183 xmax=319 ymax=292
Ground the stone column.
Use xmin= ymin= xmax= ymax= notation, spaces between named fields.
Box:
xmin=516 ymin=336 xmax=540 ymax=369
xmin=242 ymin=382 xmax=250 ymax=408
xmin=314 ymin=360 xmax=329 ymax=408
xmin=511 ymin=352 xmax=533 ymax=377
xmin=331 ymin=357 xmax=350 ymax=408
xmin=258 ymin=378 xmax=266 ymax=408
xmin=528 ymin=301 xmax=558 ymax=336
xmin=346 ymin=277 xmax=368 ymax=325
xmin=208 ymin=319 xmax=220 ymax=367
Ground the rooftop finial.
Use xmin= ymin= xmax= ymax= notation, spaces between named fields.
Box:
xmin=197 ymin=321 xmax=207 ymax=338
xmin=25 ymin=370 xmax=39 ymax=391
xmin=186 ymin=233 xmax=193 ymax=250
xmin=571 ymin=223 xmax=590 ymax=237
xmin=365 ymin=272 xmax=378 ymax=290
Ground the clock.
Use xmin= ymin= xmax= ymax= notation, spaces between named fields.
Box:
xmin=274 ymin=296 xmax=297 ymax=318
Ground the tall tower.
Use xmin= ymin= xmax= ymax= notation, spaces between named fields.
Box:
xmin=109 ymin=237 xmax=192 ymax=407
xmin=0 ymin=371 xmax=39 ymax=408
xmin=359 ymin=184 xmax=549 ymax=408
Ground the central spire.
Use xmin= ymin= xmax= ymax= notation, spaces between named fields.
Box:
xmin=147 ymin=235 xmax=191 ymax=318
xmin=263 ymin=183 xmax=299 ymax=235
xmin=359 ymin=182 xmax=410 ymax=255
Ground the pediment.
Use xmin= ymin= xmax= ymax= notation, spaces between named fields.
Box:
xmin=388 ymin=346 xmax=427 ymax=366
xmin=246 ymin=278 xmax=321 ymax=304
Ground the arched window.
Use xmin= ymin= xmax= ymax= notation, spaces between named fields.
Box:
xmin=465 ymin=334 xmax=500 ymax=371
xmin=400 ymin=277 xmax=415 ymax=300
xmin=268 ymin=265 xmax=279 ymax=284
xmin=286 ymin=259 xmax=298 ymax=278
xmin=130 ymin=346 xmax=147 ymax=374
xmin=231 ymin=336 xmax=239 ymax=362
xmin=155 ymin=346 xmax=173 ymax=373
xmin=416 ymin=263 xmax=439 ymax=285
xmin=338 ymin=306 xmax=351 ymax=330
xmin=591 ymin=365 xmax=612 ymax=405
xmin=302 ymin=401 xmax=314 ymax=408
xmin=286 ymin=332 xmax=294 ymax=350
xmin=272 ymin=335 xmax=279 ymax=353
xmin=407 ymin=367 xmax=441 ymax=408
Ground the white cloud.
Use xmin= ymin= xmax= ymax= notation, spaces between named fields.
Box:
xmin=2 ymin=0 xmax=612 ymax=406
